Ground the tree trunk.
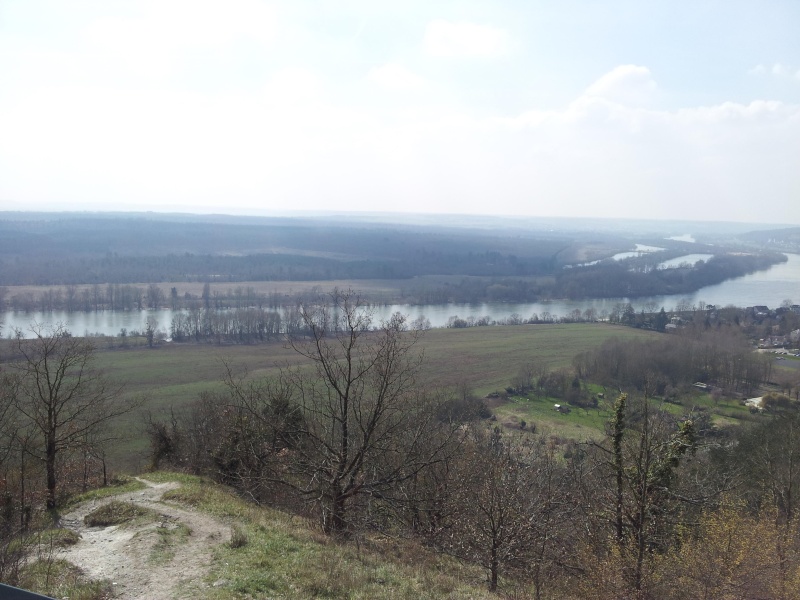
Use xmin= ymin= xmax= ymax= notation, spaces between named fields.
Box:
xmin=613 ymin=394 xmax=626 ymax=544
xmin=533 ymin=563 xmax=542 ymax=600
xmin=46 ymin=435 xmax=57 ymax=510
xmin=82 ymin=447 xmax=89 ymax=492
xmin=19 ymin=445 xmax=27 ymax=530
xmin=324 ymin=488 xmax=347 ymax=535
xmin=490 ymin=540 xmax=499 ymax=592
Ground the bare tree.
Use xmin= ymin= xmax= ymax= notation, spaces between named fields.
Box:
xmin=146 ymin=283 xmax=165 ymax=310
xmin=437 ymin=427 xmax=573 ymax=595
xmin=11 ymin=324 xmax=128 ymax=510
xmin=145 ymin=315 xmax=158 ymax=348
xmin=283 ymin=290 xmax=459 ymax=535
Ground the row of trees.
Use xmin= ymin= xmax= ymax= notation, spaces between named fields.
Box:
xmin=1 ymin=283 xmax=300 ymax=314
xmin=168 ymin=307 xmax=285 ymax=343
xmin=444 ymin=307 xmax=611 ymax=328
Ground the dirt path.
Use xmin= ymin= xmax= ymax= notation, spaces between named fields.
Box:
xmin=57 ymin=478 xmax=230 ymax=599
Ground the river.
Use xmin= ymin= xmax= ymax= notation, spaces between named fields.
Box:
xmin=3 ymin=253 xmax=798 ymax=337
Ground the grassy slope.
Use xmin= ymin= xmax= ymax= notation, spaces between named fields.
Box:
xmin=20 ymin=471 xmax=495 ymax=599
xmin=142 ymin=472 xmax=496 ymax=599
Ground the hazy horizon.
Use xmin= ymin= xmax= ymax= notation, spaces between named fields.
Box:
xmin=1 ymin=1 xmax=799 ymax=224
xmin=1 ymin=206 xmax=799 ymax=229
xmin=3 ymin=208 xmax=796 ymax=237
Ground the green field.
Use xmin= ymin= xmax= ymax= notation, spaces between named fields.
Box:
xmin=416 ymin=323 xmax=657 ymax=395
xmin=492 ymin=386 xmax=760 ymax=443
xmin=93 ymin=323 xmax=657 ymax=411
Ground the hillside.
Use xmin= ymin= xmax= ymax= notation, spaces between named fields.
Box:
xmin=25 ymin=472 xmax=495 ymax=600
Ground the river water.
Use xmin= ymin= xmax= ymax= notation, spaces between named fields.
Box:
xmin=3 ymin=253 xmax=798 ymax=337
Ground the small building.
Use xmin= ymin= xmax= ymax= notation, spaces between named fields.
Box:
xmin=745 ymin=397 xmax=763 ymax=411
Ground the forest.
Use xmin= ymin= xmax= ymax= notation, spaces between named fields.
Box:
xmin=2 ymin=290 xmax=800 ymax=598
xmin=0 ymin=212 xmax=791 ymax=305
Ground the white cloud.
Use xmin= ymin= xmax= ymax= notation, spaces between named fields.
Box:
xmin=117 ymin=0 xmax=278 ymax=49
xmin=749 ymin=63 xmax=800 ymax=82
xmin=772 ymin=63 xmax=790 ymax=77
xmin=423 ymin=20 xmax=510 ymax=58
xmin=262 ymin=68 xmax=324 ymax=104
xmin=478 ymin=68 xmax=800 ymax=221
xmin=583 ymin=65 xmax=657 ymax=107
xmin=367 ymin=63 xmax=424 ymax=91
xmin=351 ymin=65 xmax=799 ymax=220
xmin=80 ymin=0 xmax=278 ymax=81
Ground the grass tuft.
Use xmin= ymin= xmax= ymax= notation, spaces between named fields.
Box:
xmin=35 ymin=528 xmax=81 ymax=548
xmin=140 ymin=470 xmax=208 ymax=486
xmin=18 ymin=558 xmax=112 ymax=600
xmin=228 ymin=525 xmax=248 ymax=549
xmin=84 ymin=500 xmax=154 ymax=527
xmin=64 ymin=475 xmax=147 ymax=507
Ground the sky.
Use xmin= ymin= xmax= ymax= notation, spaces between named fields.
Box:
xmin=1 ymin=0 xmax=799 ymax=224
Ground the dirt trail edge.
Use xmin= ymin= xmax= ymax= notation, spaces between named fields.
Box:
xmin=57 ymin=478 xmax=231 ymax=599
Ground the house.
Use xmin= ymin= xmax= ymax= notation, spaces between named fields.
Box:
xmin=753 ymin=306 xmax=770 ymax=318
